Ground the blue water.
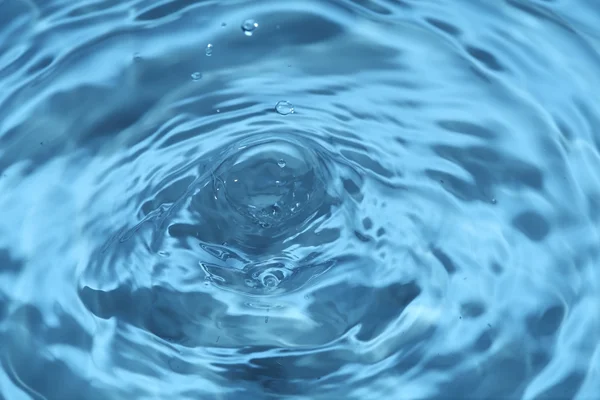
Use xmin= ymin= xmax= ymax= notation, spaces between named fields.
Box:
xmin=1 ymin=0 xmax=599 ymax=399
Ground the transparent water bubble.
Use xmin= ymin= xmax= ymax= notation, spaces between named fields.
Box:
xmin=221 ymin=22 xmax=227 ymax=27
xmin=205 ymin=43 xmax=213 ymax=56
xmin=191 ymin=72 xmax=202 ymax=81
xmin=241 ymin=19 xmax=258 ymax=36
xmin=275 ymin=101 xmax=294 ymax=115
xmin=277 ymin=159 xmax=286 ymax=168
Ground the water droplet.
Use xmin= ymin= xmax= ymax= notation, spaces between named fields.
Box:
xmin=191 ymin=72 xmax=202 ymax=81
xmin=277 ymin=159 xmax=286 ymax=168
xmin=216 ymin=109 xmax=220 ymax=113
xmin=205 ymin=43 xmax=213 ymax=56
xmin=241 ymin=19 xmax=258 ymax=36
xmin=275 ymin=101 xmax=294 ymax=115
xmin=492 ymin=198 xmax=497 ymax=204
xmin=221 ymin=22 xmax=227 ymax=27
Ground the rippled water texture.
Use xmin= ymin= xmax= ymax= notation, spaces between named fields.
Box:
xmin=1 ymin=0 xmax=600 ymax=399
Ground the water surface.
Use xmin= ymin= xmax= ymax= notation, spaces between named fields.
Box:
xmin=1 ymin=0 xmax=599 ymax=399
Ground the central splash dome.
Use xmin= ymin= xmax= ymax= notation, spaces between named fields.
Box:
xmin=187 ymin=134 xmax=336 ymax=254
xmin=184 ymin=134 xmax=342 ymax=294
xmin=214 ymin=137 xmax=321 ymax=229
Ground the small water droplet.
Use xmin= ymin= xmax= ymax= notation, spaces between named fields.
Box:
xmin=191 ymin=72 xmax=202 ymax=81
xmin=216 ymin=109 xmax=220 ymax=113
xmin=221 ymin=22 xmax=227 ymax=27
xmin=265 ymin=316 xmax=269 ymax=323
xmin=275 ymin=101 xmax=294 ymax=115
xmin=157 ymin=250 xmax=170 ymax=257
xmin=241 ymin=19 xmax=258 ymax=36
xmin=491 ymin=198 xmax=497 ymax=204
xmin=205 ymin=43 xmax=213 ymax=56
xmin=277 ymin=159 xmax=286 ymax=168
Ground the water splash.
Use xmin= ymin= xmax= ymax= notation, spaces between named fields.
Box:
xmin=0 ymin=1 xmax=599 ymax=399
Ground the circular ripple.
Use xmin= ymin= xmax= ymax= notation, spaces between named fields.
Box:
xmin=163 ymin=133 xmax=343 ymax=295
xmin=209 ymin=134 xmax=331 ymax=242
xmin=2 ymin=1 xmax=599 ymax=399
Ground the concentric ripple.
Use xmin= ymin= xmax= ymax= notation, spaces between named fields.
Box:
xmin=1 ymin=0 xmax=600 ymax=399
xmin=164 ymin=133 xmax=342 ymax=295
xmin=195 ymin=134 xmax=332 ymax=248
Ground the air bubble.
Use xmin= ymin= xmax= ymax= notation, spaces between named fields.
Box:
xmin=191 ymin=72 xmax=202 ymax=81
xmin=205 ymin=43 xmax=213 ymax=56
xmin=242 ymin=19 xmax=258 ymax=36
xmin=277 ymin=159 xmax=286 ymax=168
xmin=275 ymin=101 xmax=294 ymax=115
